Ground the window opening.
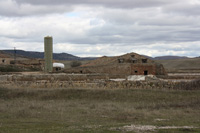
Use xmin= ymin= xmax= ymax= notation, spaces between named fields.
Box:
xmin=142 ymin=59 xmax=147 ymax=63
xmin=132 ymin=59 xmax=137 ymax=63
xmin=118 ymin=58 xmax=124 ymax=63
xmin=135 ymin=70 xmax=138 ymax=73
xmin=131 ymin=55 xmax=135 ymax=58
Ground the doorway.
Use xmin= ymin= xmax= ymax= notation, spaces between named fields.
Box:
xmin=144 ymin=70 xmax=148 ymax=75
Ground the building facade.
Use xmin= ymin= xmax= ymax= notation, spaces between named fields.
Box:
xmin=65 ymin=53 xmax=167 ymax=76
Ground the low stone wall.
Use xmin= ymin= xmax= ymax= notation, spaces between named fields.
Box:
xmin=1 ymin=79 xmax=178 ymax=90
xmin=0 ymin=74 xmax=199 ymax=90
xmin=1 ymin=73 xmax=127 ymax=82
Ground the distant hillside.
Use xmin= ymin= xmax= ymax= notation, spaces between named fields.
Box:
xmin=142 ymin=55 xmax=153 ymax=60
xmin=155 ymin=57 xmax=200 ymax=72
xmin=0 ymin=50 xmax=11 ymax=58
xmin=2 ymin=50 xmax=96 ymax=61
xmin=153 ymin=56 xmax=188 ymax=60
xmin=0 ymin=50 xmax=27 ymax=59
xmin=142 ymin=55 xmax=188 ymax=60
xmin=1 ymin=50 xmax=193 ymax=61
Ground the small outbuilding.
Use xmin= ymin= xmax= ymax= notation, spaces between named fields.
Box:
xmin=53 ymin=63 xmax=65 ymax=72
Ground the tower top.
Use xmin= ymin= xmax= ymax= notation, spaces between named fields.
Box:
xmin=44 ymin=36 xmax=52 ymax=38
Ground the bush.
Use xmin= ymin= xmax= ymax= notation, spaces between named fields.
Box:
xmin=0 ymin=65 xmax=23 ymax=72
xmin=174 ymin=79 xmax=200 ymax=90
xmin=70 ymin=61 xmax=82 ymax=68
xmin=10 ymin=60 xmax=16 ymax=64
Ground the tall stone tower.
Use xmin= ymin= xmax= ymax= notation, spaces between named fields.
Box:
xmin=44 ymin=36 xmax=53 ymax=73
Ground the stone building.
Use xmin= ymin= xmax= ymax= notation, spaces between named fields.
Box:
xmin=65 ymin=52 xmax=167 ymax=76
xmin=0 ymin=58 xmax=13 ymax=65
xmin=0 ymin=51 xmax=13 ymax=65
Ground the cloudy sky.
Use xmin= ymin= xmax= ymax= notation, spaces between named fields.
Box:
xmin=0 ymin=0 xmax=200 ymax=57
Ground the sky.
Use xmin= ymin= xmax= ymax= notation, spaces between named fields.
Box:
xmin=0 ymin=0 xmax=200 ymax=57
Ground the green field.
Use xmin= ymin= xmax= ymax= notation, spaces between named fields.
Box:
xmin=0 ymin=87 xmax=199 ymax=132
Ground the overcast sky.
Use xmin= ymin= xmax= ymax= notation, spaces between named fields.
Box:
xmin=0 ymin=0 xmax=200 ymax=57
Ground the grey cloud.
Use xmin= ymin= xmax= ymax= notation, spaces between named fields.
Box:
xmin=163 ymin=3 xmax=200 ymax=16
xmin=86 ymin=20 xmax=200 ymax=45
xmin=0 ymin=0 xmax=73 ymax=16
xmin=100 ymin=7 xmax=200 ymax=26
xmin=16 ymin=0 xmax=177 ymax=7
xmin=0 ymin=0 xmax=185 ymax=16
xmin=0 ymin=0 xmax=200 ymax=57
xmin=83 ymin=6 xmax=200 ymax=46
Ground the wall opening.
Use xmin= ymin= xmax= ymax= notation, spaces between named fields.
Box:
xmin=131 ymin=55 xmax=135 ymax=58
xmin=135 ymin=70 xmax=138 ymax=73
xmin=132 ymin=60 xmax=137 ymax=63
xmin=55 ymin=68 xmax=61 ymax=71
xmin=142 ymin=59 xmax=147 ymax=63
xmin=2 ymin=59 xmax=5 ymax=63
xmin=144 ymin=70 xmax=148 ymax=75
xmin=10 ymin=60 xmax=15 ymax=64
xmin=118 ymin=58 xmax=124 ymax=63
xmin=80 ymin=70 xmax=83 ymax=73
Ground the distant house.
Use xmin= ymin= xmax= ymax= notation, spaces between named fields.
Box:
xmin=64 ymin=52 xmax=167 ymax=76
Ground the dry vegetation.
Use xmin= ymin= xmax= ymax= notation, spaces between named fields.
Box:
xmin=0 ymin=87 xmax=199 ymax=132
xmin=156 ymin=58 xmax=200 ymax=73
xmin=59 ymin=60 xmax=90 ymax=69
xmin=1 ymin=56 xmax=200 ymax=132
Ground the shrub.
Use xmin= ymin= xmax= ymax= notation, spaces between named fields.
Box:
xmin=0 ymin=65 xmax=23 ymax=72
xmin=70 ymin=61 xmax=82 ymax=68
xmin=174 ymin=79 xmax=200 ymax=90
xmin=10 ymin=60 xmax=16 ymax=64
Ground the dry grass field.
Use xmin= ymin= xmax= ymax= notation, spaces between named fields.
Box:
xmin=0 ymin=57 xmax=200 ymax=132
xmin=156 ymin=58 xmax=200 ymax=73
xmin=0 ymin=87 xmax=199 ymax=132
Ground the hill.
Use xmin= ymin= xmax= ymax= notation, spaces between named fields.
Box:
xmin=0 ymin=50 xmax=28 ymax=59
xmin=155 ymin=57 xmax=200 ymax=72
xmin=2 ymin=50 xmax=191 ymax=61
xmin=153 ymin=56 xmax=188 ymax=60
xmin=2 ymin=50 xmax=96 ymax=61
xmin=0 ymin=50 xmax=10 ymax=58
xmin=143 ymin=55 xmax=188 ymax=60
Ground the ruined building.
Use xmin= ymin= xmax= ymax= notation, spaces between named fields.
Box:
xmin=65 ymin=53 xmax=167 ymax=76
xmin=0 ymin=51 xmax=13 ymax=65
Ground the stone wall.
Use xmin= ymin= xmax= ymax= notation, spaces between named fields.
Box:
xmin=0 ymin=79 xmax=181 ymax=90
xmin=0 ymin=74 xmax=126 ymax=82
xmin=1 ymin=73 xmax=198 ymax=90
xmin=0 ymin=73 xmax=190 ymax=90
